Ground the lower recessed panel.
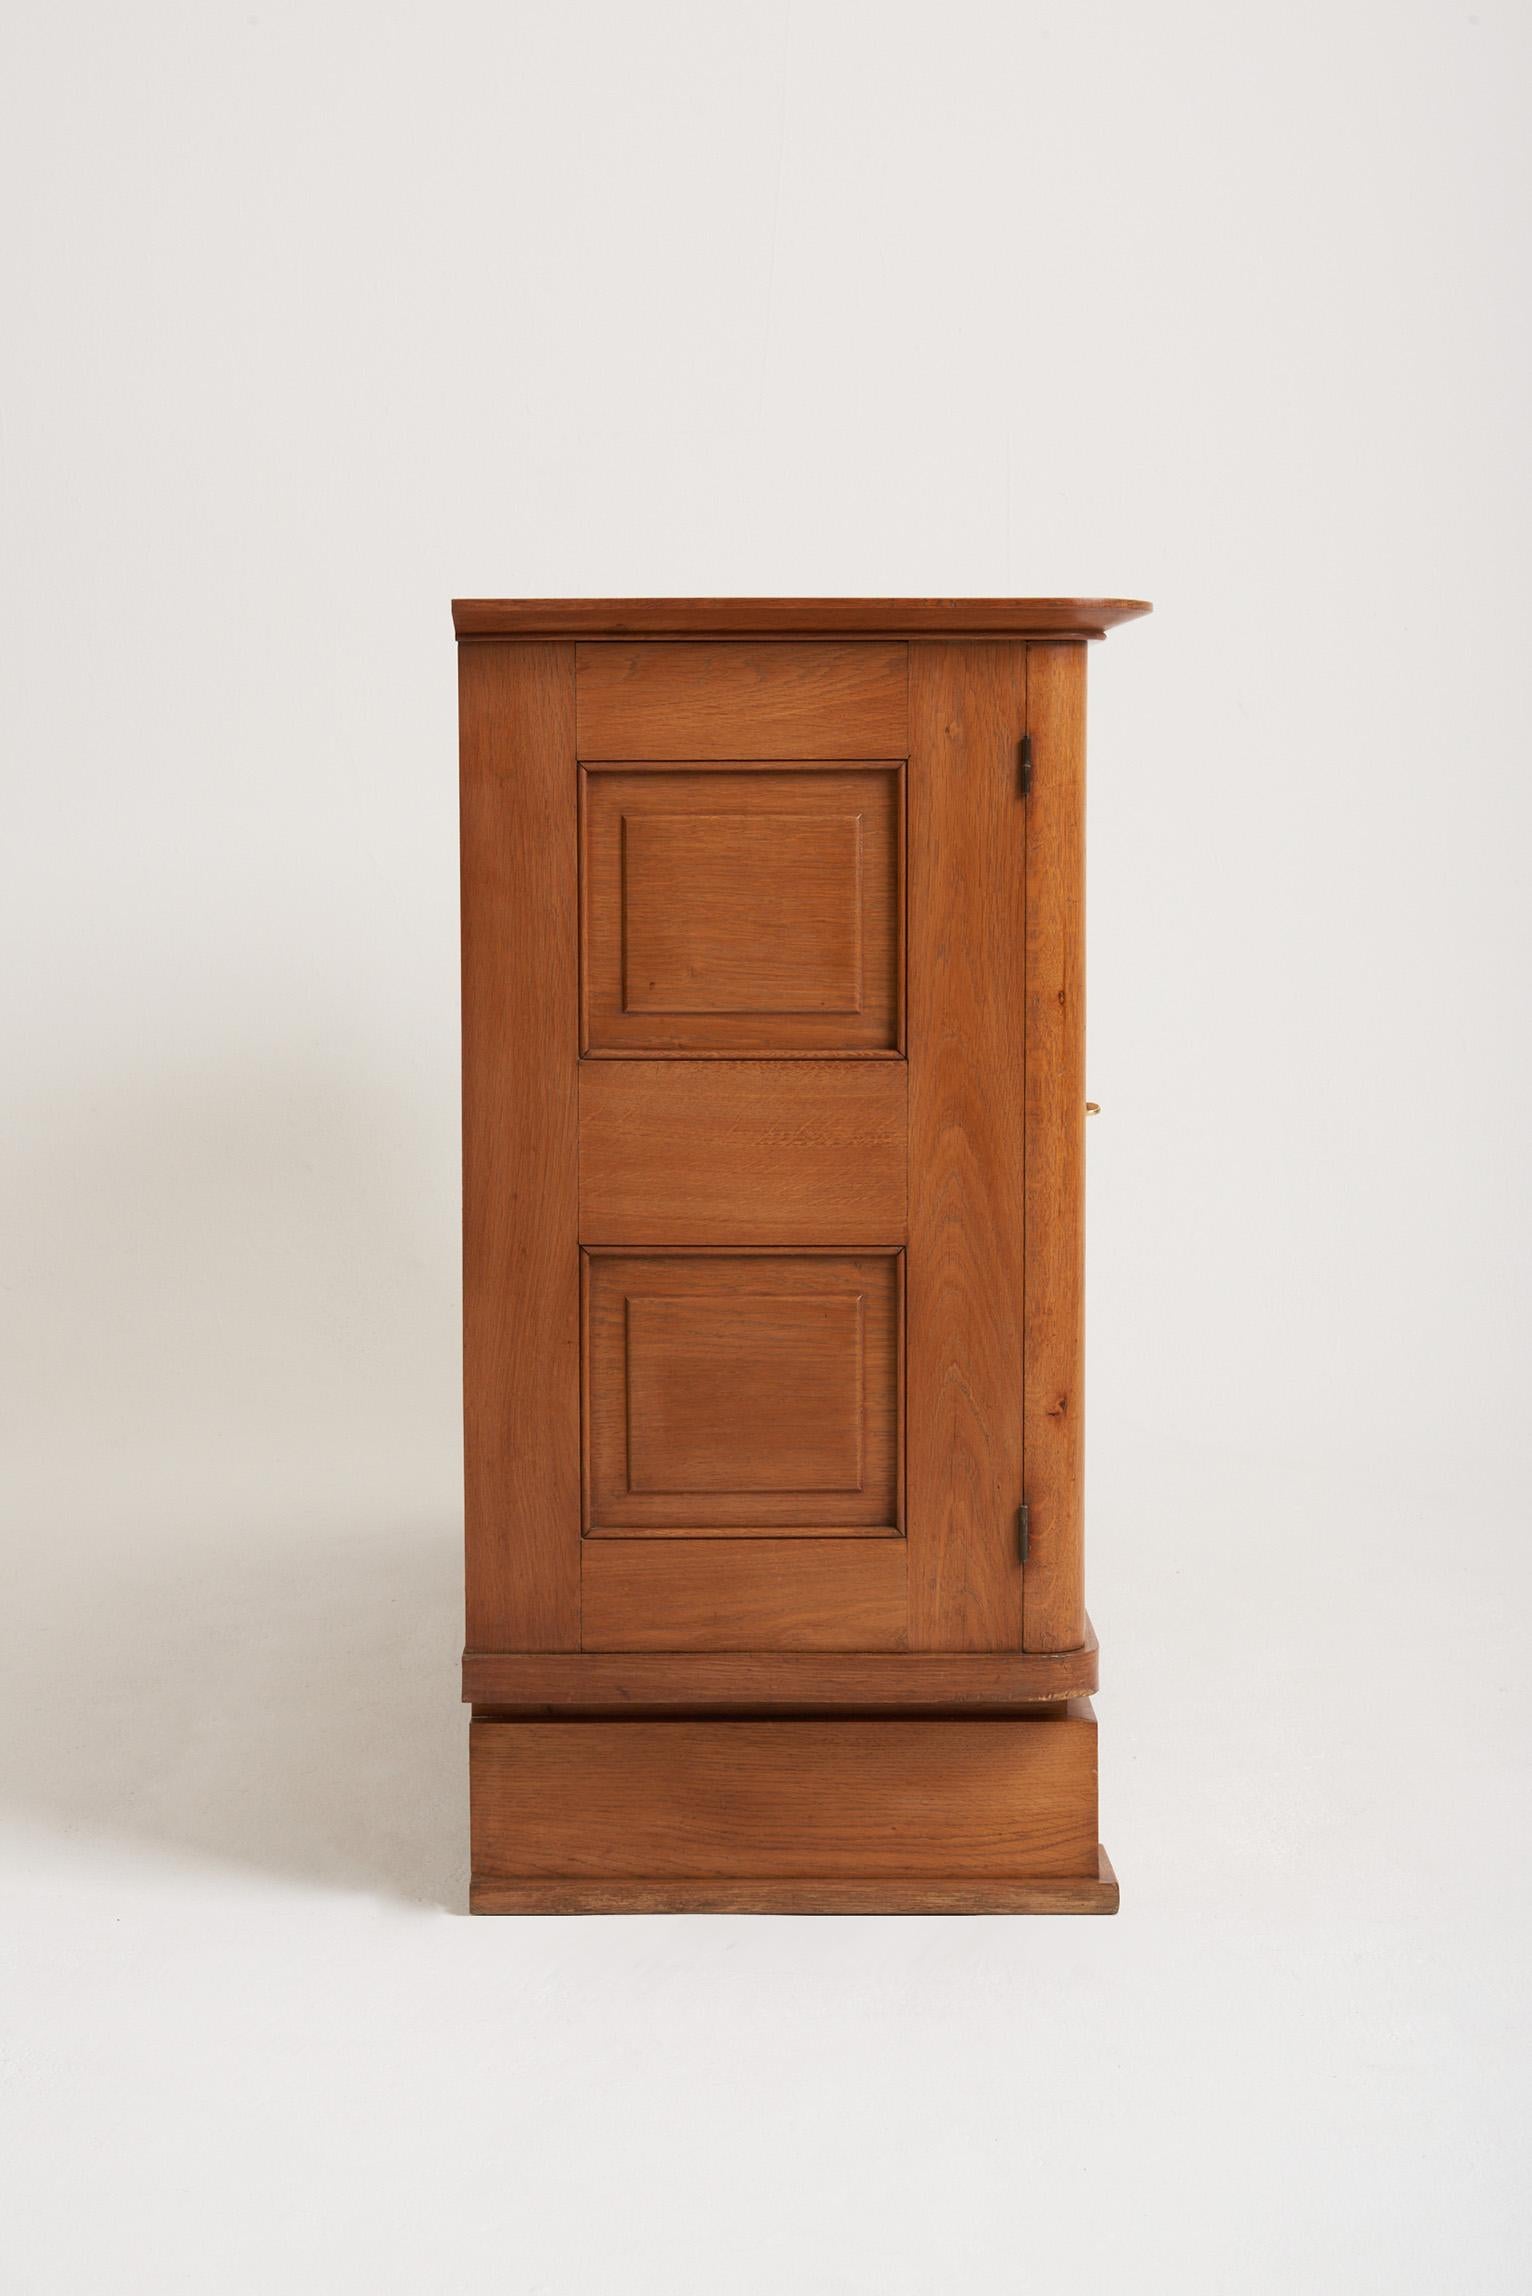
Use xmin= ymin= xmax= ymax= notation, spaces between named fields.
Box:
xmin=584 ymin=1250 xmax=901 ymax=1534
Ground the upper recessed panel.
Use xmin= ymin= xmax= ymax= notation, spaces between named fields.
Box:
xmin=583 ymin=766 xmax=902 ymax=1055
xmin=623 ymin=811 xmax=861 ymax=1016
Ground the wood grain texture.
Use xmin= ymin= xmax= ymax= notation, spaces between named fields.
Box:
xmin=624 ymin=814 xmax=860 ymax=1008
xmin=471 ymin=1849 xmax=1119 ymax=1914
xmin=470 ymin=1708 xmax=1099 ymax=1880
xmin=581 ymin=1537 xmax=908 ymax=1650
xmin=906 ymin=644 xmax=1028 ymax=1649
xmin=455 ymin=598 xmax=1151 ymax=642
xmin=581 ymin=764 xmax=901 ymax=1054
xmin=575 ymin=642 xmax=908 ymax=759
xmin=460 ymin=642 xmax=580 ymax=1648
xmin=461 ymin=1627 xmax=1099 ymax=1707
xmin=1023 ymin=646 xmax=1087 ymax=1651
xmin=578 ymin=1060 xmax=907 ymax=1246
xmin=626 ymin=1294 xmax=865 ymax=1490
xmin=584 ymin=1251 xmax=900 ymax=1533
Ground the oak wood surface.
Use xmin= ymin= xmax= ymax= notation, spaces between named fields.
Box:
xmin=470 ymin=1709 xmax=1099 ymax=1879
xmin=578 ymin=1059 xmax=907 ymax=1246
xmin=575 ymin=641 xmax=908 ymax=759
xmin=470 ymin=1849 xmax=1119 ymax=1914
xmin=460 ymin=1627 xmax=1098 ymax=1707
xmin=581 ymin=764 xmax=901 ymax=1054
xmin=584 ymin=1251 xmax=900 ymax=1534
xmin=460 ymin=642 xmax=580 ymax=1648
xmin=906 ymin=644 xmax=1028 ymax=1649
xmin=581 ymin=1536 xmax=908 ymax=1650
xmin=456 ymin=613 xmax=1135 ymax=1903
xmin=1023 ymin=646 xmax=1088 ymax=1650
xmin=455 ymin=598 xmax=1151 ymax=642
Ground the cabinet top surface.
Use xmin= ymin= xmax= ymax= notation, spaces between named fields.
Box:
xmin=451 ymin=597 xmax=1151 ymax=641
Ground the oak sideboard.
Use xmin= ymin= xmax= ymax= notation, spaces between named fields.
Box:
xmin=454 ymin=596 xmax=1150 ymax=1912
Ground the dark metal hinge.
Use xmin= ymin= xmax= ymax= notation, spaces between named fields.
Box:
xmin=1017 ymin=1501 xmax=1031 ymax=1563
xmin=1018 ymin=732 xmax=1033 ymax=797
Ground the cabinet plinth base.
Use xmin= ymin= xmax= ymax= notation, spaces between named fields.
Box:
xmin=471 ymin=1850 xmax=1118 ymax=1916
xmin=469 ymin=1706 xmax=1113 ymax=1916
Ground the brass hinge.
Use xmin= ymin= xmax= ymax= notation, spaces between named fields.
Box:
xmin=1018 ymin=733 xmax=1033 ymax=797
xmin=1017 ymin=1501 xmax=1031 ymax=1563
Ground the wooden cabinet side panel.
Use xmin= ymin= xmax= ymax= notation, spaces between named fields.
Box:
xmin=460 ymin=643 xmax=581 ymax=1648
xmin=906 ymin=644 xmax=1028 ymax=1649
xmin=1023 ymin=645 xmax=1087 ymax=1650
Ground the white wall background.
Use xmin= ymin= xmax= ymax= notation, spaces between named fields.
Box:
xmin=3 ymin=3 xmax=1528 ymax=2290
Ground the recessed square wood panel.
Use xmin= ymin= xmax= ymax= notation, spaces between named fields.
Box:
xmin=582 ymin=766 xmax=902 ymax=1054
xmin=622 ymin=813 xmax=862 ymax=1015
xmin=585 ymin=1251 xmax=901 ymax=1535
xmin=626 ymin=1294 xmax=865 ymax=1491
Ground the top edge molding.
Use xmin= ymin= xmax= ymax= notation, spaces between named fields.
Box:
xmin=451 ymin=597 xmax=1152 ymax=642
